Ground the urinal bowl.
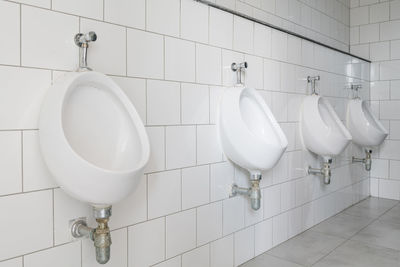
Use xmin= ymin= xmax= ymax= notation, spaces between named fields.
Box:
xmin=300 ymin=94 xmax=352 ymax=159
xmin=218 ymin=87 xmax=288 ymax=174
xmin=346 ymin=98 xmax=388 ymax=148
xmin=39 ymin=71 xmax=150 ymax=207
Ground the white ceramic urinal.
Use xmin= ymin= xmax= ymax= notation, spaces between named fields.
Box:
xmin=39 ymin=71 xmax=150 ymax=207
xmin=300 ymin=94 xmax=352 ymax=159
xmin=218 ymin=87 xmax=288 ymax=174
xmin=347 ymin=98 xmax=388 ymax=148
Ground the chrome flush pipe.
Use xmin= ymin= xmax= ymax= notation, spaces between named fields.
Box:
xmin=71 ymin=206 xmax=112 ymax=264
xmin=231 ymin=62 xmax=248 ymax=85
xmin=230 ymin=173 xmax=261 ymax=210
xmin=74 ymin=31 xmax=97 ymax=71
xmin=308 ymin=158 xmax=332 ymax=184
xmin=307 ymin=75 xmax=320 ymax=95
xmin=352 ymin=149 xmax=372 ymax=171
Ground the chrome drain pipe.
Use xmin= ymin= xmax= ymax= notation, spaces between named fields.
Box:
xmin=308 ymin=159 xmax=332 ymax=184
xmin=352 ymin=149 xmax=372 ymax=171
xmin=230 ymin=173 xmax=262 ymax=210
xmin=71 ymin=206 xmax=112 ymax=264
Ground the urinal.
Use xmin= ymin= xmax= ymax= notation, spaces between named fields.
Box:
xmin=217 ymin=79 xmax=287 ymax=210
xmin=300 ymin=94 xmax=352 ymax=158
xmin=346 ymin=85 xmax=388 ymax=171
xmin=347 ymin=98 xmax=387 ymax=148
xmin=300 ymin=76 xmax=352 ymax=184
xmin=38 ymin=32 xmax=150 ymax=265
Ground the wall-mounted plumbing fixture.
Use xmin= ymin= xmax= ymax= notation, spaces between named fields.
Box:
xmin=74 ymin=31 xmax=97 ymax=71
xmin=307 ymin=75 xmax=320 ymax=95
xmin=308 ymin=158 xmax=332 ymax=184
xmin=231 ymin=62 xmax=248 ymax=85
xmin=350 ymin=84 xmax=362 ymax=99
xmin=230 ymin=173 xmax=262 ymax=210
xmin=352 ymin=149 xmax=372 ymax=171
xmin=71 ymin=206 xmax=112 ymax=264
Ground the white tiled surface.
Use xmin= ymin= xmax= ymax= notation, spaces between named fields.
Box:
xmin=0 ymin=0 xmax=373 ymax=266
xmin=351 ymin=0 xmax=400 ymax=201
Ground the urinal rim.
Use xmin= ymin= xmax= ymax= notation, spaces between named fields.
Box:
xmin=41 ymin=71 xmax=150 ymax=175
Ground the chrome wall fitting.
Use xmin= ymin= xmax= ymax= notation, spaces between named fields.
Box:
xmin=231 ymin=62 xmax=248 ymax=85
xmin=352 ymin=149 xmax=372 ymax=171
xmin=350 ymin=84 xmax=362 ymax=99
xmin=71 ymin=206 xmax=112 ymax=264
xmin=74 ymin=31 xmax=97 ymax=71
xmin=308 ymin=158 xmax=332 ymax=184
xmin=307 ymin=75 xmax=320 ymax=95
xmin=230 ymin=173 xmax=261 ymax=210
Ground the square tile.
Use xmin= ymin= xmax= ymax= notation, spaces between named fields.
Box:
xmin=209 ymin=8 xmax=233 ymax=49
xmin=181 ymin=0 xmax=208 ymax=43
xmin=52 ymin=0 xmax=103 ymax=19
xmin=146 ymin=0 xmax=180 ymax=37
xmin=0 ymin=1 xmax=20 ymax=65
xmin=210 ymin=235 xmax=233 ymax=267
xmin=197 ymin=202 xmax=223 ymax=246
xmin=234 ymin=226 xmax=255 ymax=266
xmin=196 ymin=44 xmax=222 ymax=85
xmin=166 ymin=126 xmax=196 ymax=169
xmin=104 ymin=0 xmax=145 ymax=29
xmin=181 ymin=83 xmax=209 ymax=124
xmin=233 ymin=16 xmax=254 ymax=54
xmin=182 ymin=245 xmax=209 ymax=267
xmin=166 ymin=209 xmax=196 ymax=258
xmin=25 ymin=242 xmax=80 ymax=267
xmin=197 ymin=125 xmax=223 ymax=165
xmin=182 ymin=165 xmax=209 ymax=209
xmin=165 ymin=37 xmax=196 ymax=82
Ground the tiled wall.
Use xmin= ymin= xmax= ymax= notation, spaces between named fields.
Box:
xmin=213 ymin=0 xmax=351 ymax=51
xmin=0 ymin=0 xmax=370 ymax=267
xmin=350 ymin=0 xmax=400 ymax=200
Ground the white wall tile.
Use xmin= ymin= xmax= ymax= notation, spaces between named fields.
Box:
xmin=369 ymin=2 xmax=389 ymax=23
xmin=182 ymin=245 xmax=209 ymax=267
xmin=359 ymin=23 xmax=379 ymax=43
xmin=379 ymin=179 xmax=400 ymax=200
xmin=145 ymin=127 xmax=165 ymax=173
xmin=128 ymin=218 xmax=165 ymax=267
xmin=233 ymin=16 xmax=254 ymax=54
xmin=127 ymin=29 xmax=164 ymax=79
xmin=110 ymin=177 xmax=147 ymax=229
xmin=0 ymin=1 xmax=20 ymax=65
xmin=0 ymin=132 xmax=21 ymax=196
xmin=52 ymin=0 xmax=103 ymax=19
xmin=104 ymin=0 xmax=145 ymax=29
xmin=25 ymin=242 xmax=80 ymax=267
xmin=0 ymin=191 xmax=53 ymax=261
xmin=113 ymin=76 xmax=146 ymax=123
xmin=165 ymin=37 xmax=196 ymax=82
xmin=0 ymin=258 xmax=22 ymax=267
xmin=197 ymin=202 xmax=223 ymax=245
xmin=166 ymin=209 xmax=196 ymax=258
xmin=223 ymin=197 xmax=245 ymax=235
xmin=22 ymin=131 xmax=55 ymax=192
xmin=254 ymin=219 xmax=273 ymax=256
xmin=350 ymin=6 xmax=369 ymax=26
xmin=148 ymin=170 xmax=181 ymax=219
xmin=210 ymin=235 xmax=234 ymax=267
xmin=222 ymin=50 xmax=245 ymax=87
xmin=83 ymin=228 xmax=127 ymax=267
xmin=244 ymin=55 xmax=264 ymax=89
xmin=166 ymin=126 xmax=196 ymax=169
xmin=12 ymin=0 xmax=50 ymax=8
xmin=81 ymin=19 xmax=126 ymax=75
xmin=264 ymin=59 xmax=281 ymax=91
xmin=197 ymin=125 xmax=223 ymax=165
xmin=196 ymin=44 xmax=222 ymax=85
xmin=181 ymin=83 xmax=209 ymax=124
xmin=263 ymin=184 xmax=281 ymax=218
xmin=210 ymin=162 xmax=235 ymax=201
xmin=234 ymin=226 xmax=255 ymax=266
xmin=181 ymin=0 xmax=209 ymax=43
xmin=287 ymin=35 xmax=302 ymax=65
xmin=271 ymin=30 xmax=288 ymax=61
xmin=209 ymin=8 xmax=233 ymax=49
xmin=380 ymin=100 xmax=400 ymax=119
xmin=380 ymin=21 xmax=400 ymax=41
xmin=0 ymin=66 xmax=51 ymax=130
xmin=272 ymin=212 xmax=288 ymax=246
xmin=391 ymin=0 xmax=400 ymax=20
xmin=22 ymin=6 xmax=79 ymax=70
xmin=147 ymin=80 xmax=181 ymax=125
xmin=146 ymin=0 xmax=180 ymax=37
xmin=182 ymin=165 xmax=209 ymax=209
xmin=254 ymin=24 xmax=272 ymax=58
xmin=370 ymin=42 xmax=390 ymax=61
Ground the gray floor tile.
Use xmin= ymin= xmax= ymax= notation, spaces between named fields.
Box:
xmin=268 ymin=230 xmax=345 ymax=266
xmin=380 ymin=204 xmax=400 ymax=225
xmin=343 ymin=197 xmax=398 ymax=219
xmin=240 ymin=254 xmax=304 ymax=267
xmin=352 ymin=219 xmax=400 ymax=250
xmin=310 ymin=213 xmax=373 ymax=238
xmin=313 ymin=240 xmax=400 ymax=267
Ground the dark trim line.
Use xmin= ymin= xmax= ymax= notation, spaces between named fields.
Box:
xmin=195 ymin=0 xmax=371 ymax=63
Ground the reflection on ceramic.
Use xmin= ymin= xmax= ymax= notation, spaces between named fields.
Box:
xmin=300 ymin=94 xmax=352 ymax=159
xmin=217 ymin=87 xmax=287 ymax=174
xmin=346 ymin=98 xmax=388 ymax=147
xmin=39 ymin=71 xmax=150 ymax=206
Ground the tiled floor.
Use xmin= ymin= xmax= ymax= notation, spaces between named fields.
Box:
xmin=241 ymin=197 xmax=400 ymax=267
